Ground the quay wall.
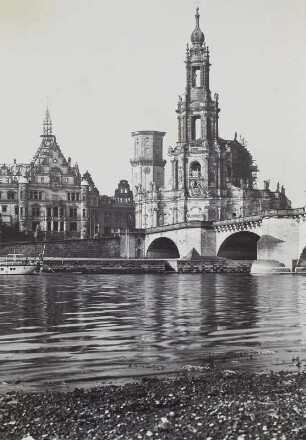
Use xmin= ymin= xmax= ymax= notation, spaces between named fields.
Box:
xmin=177 ymin=259 xmax=253 ymax=273
xmin=41 ymin=257 xmax=253 ymax=274
xmin=0 ymin=238 xmax=120 ymax=258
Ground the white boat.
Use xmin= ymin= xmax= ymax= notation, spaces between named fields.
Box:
xmin=0 ymin=253 xmax=42 ymax=275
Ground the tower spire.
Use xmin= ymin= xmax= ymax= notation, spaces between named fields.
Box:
xmin=191 ymin=7 xmax=204 ymax=45
xmin=43 ymin=106 xmax=52 ymax=136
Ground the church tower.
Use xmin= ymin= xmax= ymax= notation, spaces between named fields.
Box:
xmin=130 ymin=7 xmax=292 ymax=228
xmin=130 ymin=131 xmax=166 ymax=228
xmin=170 ymin=7 xmax=221 ymax=206
xmin=130 ymin=131 xmax=166 ymax=195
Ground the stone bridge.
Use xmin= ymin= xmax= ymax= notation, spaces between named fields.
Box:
xmin=143 ymin=208 xmax=306 ymax=268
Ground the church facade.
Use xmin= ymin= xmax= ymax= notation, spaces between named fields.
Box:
xmin=131 ymin=8 xmax=291 ymax=229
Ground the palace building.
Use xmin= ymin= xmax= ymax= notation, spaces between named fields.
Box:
xmin=0 ymin=109 xmax=134 ymax=240
xmin=131 ymin=8 xmax=291 ymax=229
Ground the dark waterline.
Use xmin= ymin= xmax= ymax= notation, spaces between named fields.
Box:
xmin=0 ymin=273 xmax=305 ymax=391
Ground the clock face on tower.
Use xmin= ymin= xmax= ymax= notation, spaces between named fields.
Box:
xmin=144 ymin=167 xmax=151 ymax=174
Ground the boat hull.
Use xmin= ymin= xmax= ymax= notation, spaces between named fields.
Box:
xmin=0 ymin=265 xmax=38 ymax=275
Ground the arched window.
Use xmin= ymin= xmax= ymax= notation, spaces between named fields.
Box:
xmin=190 ymin=161 xmax=201 ymax=177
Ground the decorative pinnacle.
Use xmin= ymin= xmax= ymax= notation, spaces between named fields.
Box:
xmin=43 ymin=107 xmax=52 ymax=135
xmin=195 ymin=7 xmax=200 ymax=27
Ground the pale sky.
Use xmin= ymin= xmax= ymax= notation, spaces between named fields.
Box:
xmin=0 ymin=0 xmax=305 ymax=205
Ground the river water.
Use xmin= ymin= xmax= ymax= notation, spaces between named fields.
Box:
xmin=0 ymin=273 xmax=305 ymax=391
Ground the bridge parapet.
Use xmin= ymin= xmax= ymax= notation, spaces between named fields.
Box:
xmin=214 ymin=216 xmax=262 ymax=233
xmin=145 ymin=221 xmax=213 ymax=235
xmin=261 ymin=208 xmax=305 ymax=218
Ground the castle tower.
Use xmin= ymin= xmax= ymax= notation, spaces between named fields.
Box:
xmin=170 ymin=8 xmax=221 ymax=200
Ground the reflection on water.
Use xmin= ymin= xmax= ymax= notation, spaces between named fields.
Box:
xmin=0 ymin=273 xmax=305 ymax=390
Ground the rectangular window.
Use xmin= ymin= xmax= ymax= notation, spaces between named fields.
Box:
xmin=2 ymin=205 xmax=7 ymax=213
xmin=34 ymin=191 xmax=39 ymax=200
xmin=82 ymin=209 xmax=86 ymax=218
xmin=32 ymin=207 xmax=40 ymax=217
xmin=60 ymin=207 xmax=64 ymax=217
xmin=53 ymin=207 xmax=58 ymax=217
xmin=53 ymin=221 xmax=59 ymax=232
xmin=25 ymin=207 xmax=28 ymax=216
xmin=68 ymin=193 xmax=71 ymax=201
xmin=70 ymin=222 xmax=77 ymax=232
xmin=41 ymin=177 xmax=44 ymax=183
xmin=20 ymin=207 xmax=23 ymax=216
xmin=69 ymin=207 xmax=77 ymax=219
xmin=39 ymin=192 xmax=43 ymax=200
xmin=47 ymin=221 xmax=52 ymax=232
xmin=20 ymin=191 xmax=23 ymax=199
xmin=76 ymin=193 xmax=80 ymax=201
xmin=15 ymin=206 xmax=19 ymax=215
xmin=32 ymin=221 xmax=39 ymax=232
xmin=47 ymin=207 xmax=52 ymax=217
xmin=0 ymin=192 xmax=2 ymax=199
xmin=60 ymin=221 xmax=64 ymax=232
xmin=8 ymin=192 xmax=15 ymax=200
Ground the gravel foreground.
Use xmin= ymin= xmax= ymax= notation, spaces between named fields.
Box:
xmin=0 ymin=369 xmax=306 ymax=440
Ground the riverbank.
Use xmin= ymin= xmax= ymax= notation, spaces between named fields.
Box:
xmin=1 ymin=369 xmax=305 ymax=439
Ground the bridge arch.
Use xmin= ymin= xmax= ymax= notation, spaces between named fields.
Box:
xmin=146 ymin=237 xmax=180 ymax=259
xmin=217 ymin=231 xmax=260 ymax=260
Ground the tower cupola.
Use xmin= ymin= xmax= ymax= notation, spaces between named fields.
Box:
xmin=191 ymin=7 xmax=204 ymax=45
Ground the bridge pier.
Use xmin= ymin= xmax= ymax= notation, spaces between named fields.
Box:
xmin=257 ymin=217 xmax=300 ymax=268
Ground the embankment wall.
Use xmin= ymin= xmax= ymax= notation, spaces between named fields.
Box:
xmin=0 ymin=238 xmax=120 ymax=258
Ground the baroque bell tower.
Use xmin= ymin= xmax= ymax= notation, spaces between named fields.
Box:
xmin=169 ymin=8 xmax=221 ymax=211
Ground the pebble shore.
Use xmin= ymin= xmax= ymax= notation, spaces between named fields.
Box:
xmin=0 ymin=368 xmax=305 ymax=440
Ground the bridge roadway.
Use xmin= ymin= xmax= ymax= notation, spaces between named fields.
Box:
xmin=144 ymin=208 xmax=306 ymax=268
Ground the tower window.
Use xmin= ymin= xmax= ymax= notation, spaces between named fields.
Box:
xmin=192 ymin=67 xmax=201 ymax=87
xmin=191 ymin=117 xmax=201 ymax=140
xmin=190 ymin=161 xmax=201 ymax=177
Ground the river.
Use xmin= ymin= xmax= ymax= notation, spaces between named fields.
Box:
xmin=0 ymin=273 xmax=305 ymax=391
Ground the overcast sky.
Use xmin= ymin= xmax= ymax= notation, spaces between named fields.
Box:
xmin=0 ymin=0 xmax=305 ymax=205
